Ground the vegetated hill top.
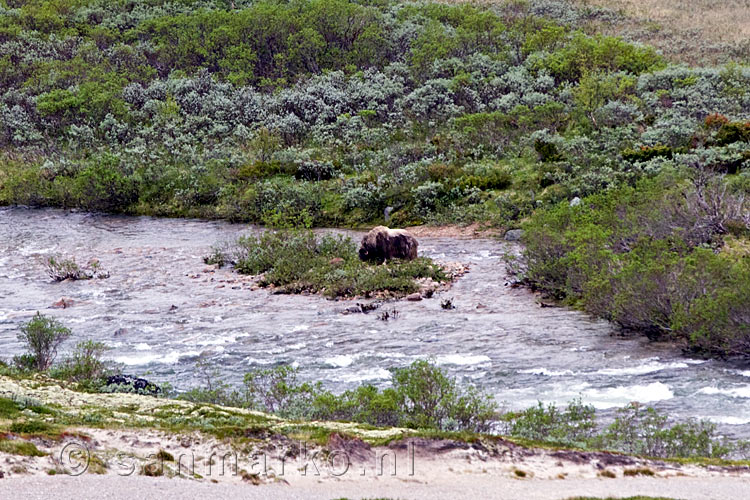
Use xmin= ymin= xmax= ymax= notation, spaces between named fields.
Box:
xmin=444 ymin=0 xmax=749 ymax=65
xmin=571 ymin=0 xmax=750 ymax=65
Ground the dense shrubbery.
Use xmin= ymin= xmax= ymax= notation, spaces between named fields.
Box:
xmin=180 ymin=360 xmax=747 ymax=459
xmin=502 ymin=399 xmax=740 ymax=459
xmin=520 ymin=171 xmax=750 ymax=356
xmin=11 ymin=313 xmax=114 ymax=389
xmin=181 ymin=359 xmax=498 ymax=433
xmin=205 ymin=228 xmax=446 ymax=297
xmin=2 ymin=0 xmax=746 ymax=228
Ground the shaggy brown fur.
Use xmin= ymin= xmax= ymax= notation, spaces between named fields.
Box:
xmin=358 ymin=226 xmax=418 ymax=263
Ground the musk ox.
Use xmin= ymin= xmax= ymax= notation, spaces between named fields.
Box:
xmin=358 ymin=226 xmax=418 ymax=263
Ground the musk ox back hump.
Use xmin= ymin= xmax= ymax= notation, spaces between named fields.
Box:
xmin=359 ymin=226 xmax=418 ymax=263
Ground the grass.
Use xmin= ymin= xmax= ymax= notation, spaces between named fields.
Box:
xmin=571 ymin=0 xmax=750 ymax=65
xmin=439 ymin=0 xmax=750 ymax=65
xmin=0 ymin=438 xmax=47 ymax=457
xmin=623 ymin=467 xmax=656 ymax=477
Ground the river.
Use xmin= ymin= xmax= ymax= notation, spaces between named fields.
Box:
xmin=1 ymin=208 xmax=749 ymax=436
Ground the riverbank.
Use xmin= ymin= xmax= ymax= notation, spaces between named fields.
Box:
xmin=0 ymin=375 xmax=749 ymax=499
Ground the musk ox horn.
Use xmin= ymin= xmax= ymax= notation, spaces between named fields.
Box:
xmin=358 ymin=226 xmax=418 ymax=263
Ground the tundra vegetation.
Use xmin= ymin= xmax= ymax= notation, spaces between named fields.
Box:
xmin=0 ymin=0 xmax=748 ymax=354
xmin=205 ymin=228 xmax=445 ymax=297
xmin=3 ymin=314 xmax=750 ymax=462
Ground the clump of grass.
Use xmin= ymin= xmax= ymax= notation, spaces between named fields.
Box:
xmin=623 ymin=467 xmax=656 ymax=477
xmin=0 ymin=398 xmax=21 ymax=419
xmin=0 ymin=439 xmax=47 ymax=457
xmin=9 ymin=420 xmax=52 ymax=435
xmin=140 ymin=463 xmax=164 ymax=477
xmin=207 ymin=229 xmax=447 ymax=299
xmin=45 ymin=255 xmax=109 ymax=281
xmin=88 ymin=454 xmax=108 ymax=474
xmin=155 ymin=449 xmax=174 ymax=462
xmin=440 ymin=298 xmax=456 ymax=309
xmin=598 ymin=469 xmax=617 ymax=478
xmin=513 ymin=468 xmax=527 ymax=478
xmin=377 ymin=308 xmax=399 ymax=321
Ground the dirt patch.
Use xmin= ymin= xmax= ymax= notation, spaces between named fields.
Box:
xmin=406 ymin=223 xmax=500 ymax=239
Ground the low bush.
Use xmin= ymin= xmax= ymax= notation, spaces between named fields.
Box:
xmin=502 ymin=398 xmax=596 ymax=447
xmin=45 ymin=255 xmax=109 ymax=281
xmin=183 ymin=360 xmax=497 ymax=433
xmin=51 ymin=341 xmax=111 ymax=386
xmin=16 ymin=313 xmax=71 ymax=371
xmin=597 ymin=403 xmax=731 ymax=458
xmin=520 ymin=172 xmax=750 ymax=356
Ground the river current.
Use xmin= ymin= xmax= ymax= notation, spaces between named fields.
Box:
xmin=1 ymin=208 xmax=749 ymax=436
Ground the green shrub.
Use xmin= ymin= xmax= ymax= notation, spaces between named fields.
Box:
xmin=242 ymin=365 xmax=319 ymax=417
xmin=16 ymin=313 xmax=71 ymax=371
xmin=45 ymin=255 xmax=109 ymax=281
xmin=521 ymin=173 xmax=750 ymax=356
xmin=73 ymin=161 xmax=137 ymax=213
xmin=0 ymin=439 xmax=46 ymax=457
xmin=9 ymin=420 xmax=52 ymax=435
xmin=51 ymin=340 xmax=111 ymax=386
xmin=504 ymin=398 xmax=596 ymax=446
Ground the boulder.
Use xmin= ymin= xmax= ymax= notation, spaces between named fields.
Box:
xmin=51 ymin=297 xmax=75 ymax=309
xmin=105 ymin=374 xmax=161 ymax=396
xmin=504 ymin=229 xmax=524 ymax=242
xmin=358 ymin=226 xmax=418 ymax=263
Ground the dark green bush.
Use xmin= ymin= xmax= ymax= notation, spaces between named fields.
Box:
xmin=521 ymin=173 xmax=750 ymax=356
xmin=504 ymin=398 xmax=596 ymax=446
xmin=73 ymin=161 xmax=138 ymax=213
xmin=51 ymin=340 xmax=111 ymax=386
xmin=16 ymin=313 xmax=71 ymax=371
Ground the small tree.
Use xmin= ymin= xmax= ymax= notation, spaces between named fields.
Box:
xmin=17 ymin=312 xmax=71 ymax=371
xmin=54 ymin=340 xmax=110 ymax=383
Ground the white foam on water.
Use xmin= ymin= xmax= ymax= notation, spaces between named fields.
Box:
xmin=111 ymin=349 xmax=200 ymax=366
xmin=194 ymin=337 xmax=231 ymax=346
xmin=701 ymin=416 xmax=750 ymax=425
xmin=582 ymin=382 xmax=674 ymax=409
xmin=326 ymin=355 xmax=355 ymax=368
xmin=595 ymin=360 xmax=689 ymax=376
xmin=738 ymin=370 xmax=750 ymax=378
xmin=292 ymin=325 xmax=309 ymax=332
xmin=111 ymin=353 xmax=162 ymax=366
xmin=519 ymin=368 xmax=575 ymax=377
xmin=699 ymin=386 xmax=750 ymax=399
xmin=436 ymin=354 xmax=491 ymax=366
xmin=133 ymin=343 xmax=152 ymax=351
xmin=684 ymin=359 xmax=707 ymax=365
xmin=338 ymin=368 xmax=392 ymax=383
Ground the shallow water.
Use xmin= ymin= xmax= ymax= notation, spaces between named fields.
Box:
xmin=1 ymin=208 xmax=749 ymax=436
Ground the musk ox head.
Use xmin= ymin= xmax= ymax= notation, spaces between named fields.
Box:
xmin=359 ymin=226 xmax=418 ymax=263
